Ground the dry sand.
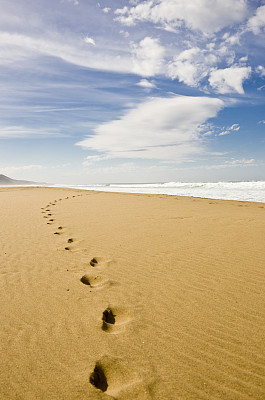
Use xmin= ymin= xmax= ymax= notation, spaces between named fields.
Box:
xmin=0 ymin=187 xmax=265 ymax=399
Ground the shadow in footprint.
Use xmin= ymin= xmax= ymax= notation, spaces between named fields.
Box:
xmin=90 ymin=362 xmax=108 ymax=392
xmin=90 ymin=356 xmax=151 ymax=398
xmin=80 ymin=273 xmax=109 ymax=289
xmin=102 ymin=306 xmax=132 ymax=333
xmin=90 ymin=257 xmax=110 ymax=267
xmin=90 ymin=257 xmax=98 ymax=267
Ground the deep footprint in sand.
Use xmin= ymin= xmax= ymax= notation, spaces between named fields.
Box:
xmin=90 ymin=355 xmax=151 ymax=399
xmin=102 ymin=305 xmax=132 ymax=333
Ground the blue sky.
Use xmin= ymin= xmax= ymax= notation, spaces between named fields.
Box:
xmin=0 ymin=0 xmax=264 ymax=183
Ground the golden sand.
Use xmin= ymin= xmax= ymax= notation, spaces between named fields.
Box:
xmin=1 ymin=187 xmax=265 ymax=399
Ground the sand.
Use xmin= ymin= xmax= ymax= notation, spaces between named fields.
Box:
xmin=0 ymin=187 xmax=265 ymax=400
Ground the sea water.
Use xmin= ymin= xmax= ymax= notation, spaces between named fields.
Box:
xmin=56 ymin=181 xmax=265 ymax=203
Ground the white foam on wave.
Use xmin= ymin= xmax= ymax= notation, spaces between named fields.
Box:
xmin=55 ymin=181 xmax=265 ymax=203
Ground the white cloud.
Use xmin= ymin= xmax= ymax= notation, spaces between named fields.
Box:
xmin=167 ymin=47 xmax=204 ymax=86
xmin=102 ymin=7 xmax=111 ymax=13
xmin=0 ymin=125 xmax=65 ymax=138
xmin=256 ymin=65 xmax=265 ymax=76
xmin=131 ymin=37 xmax=165 ymax=76
xmin=167 ymin=44 xmax=240 ymax=88
xmin=223 ymin=33 xmax=241 ymax=46
xmin=0 ymin=31 xmax=133 ymax=73
xmin=83 ymin=154 xmax=112 ymax=166
xmin=115 ymin=0 xmax=249 ymax=34
xmin=136 ymin=79 xmax=156 ymax=88
xmin=219 ymin=124 xmax=240 ymax=136
xmin=239 ymin=56 xmax=248 ymax=64
xmin=258 ymin=120 xmax=265 ymax=124
xmin=206 ymin=158 xmax=258 ymax=169
xmin=84 ymin=36 xmax=96 ymax=46
xmin=247 ymin=5 xmax=265 ymax=34
xmin=76 ymin=95 xmax=224 ymax=161
xmin=209 ymin=66 xmax=251 ymax=94
xmin=228 ymin=123 xmax=240 ymax=131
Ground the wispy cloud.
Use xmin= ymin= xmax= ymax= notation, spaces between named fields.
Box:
xmin=205 ymin=158 xmax=259 ymax=169
xmin=0 ymin=125 xmax=66 ymax=138
xmin=77 ymin=95 xmax=224 ymax=161
xmin=218 ymin=124 xmax=240 ymax=136
xmin=0 ymin=31 xmax=132 ymax=73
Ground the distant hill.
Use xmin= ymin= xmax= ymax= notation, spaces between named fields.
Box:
xmin=0 ymin=174 xmax=38 ymax=186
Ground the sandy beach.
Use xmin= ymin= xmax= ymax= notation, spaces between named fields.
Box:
xmin=1 ymin=187 xmax=265 ymax=400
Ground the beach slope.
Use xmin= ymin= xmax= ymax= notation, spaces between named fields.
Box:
xmin=1 ymin=187 xmax=265 ymax=399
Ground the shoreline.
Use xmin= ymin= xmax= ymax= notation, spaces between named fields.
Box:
xmin=1 ymin=187 xmax=265 ymax=399
xmin=1 ymin=184 xmax=265 ymax=204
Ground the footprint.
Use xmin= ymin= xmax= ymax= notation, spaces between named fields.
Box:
xmin=90 ymin=356 xmax=151 ymax=398
xmin=58 ymin=226 xmax=63 ymax=230
xmin=47 ymin=213 xmax=52 ymax=216
xmin=67 ymin=238 xmax=74 ymax=243
xmin=102 ymin=305 xmax=132 ymax=333
xmin=90 ymin=257 xmax=109 ymax=267
xmin=80 ymin=273 xmax=109 ymax=289
xmin=90 ymin=257 xmax=99 ymax=267
xmin=54 ymin=232 xmax=61 ymax=235
xmin=49 ymin=219 xmax=54 ymax=222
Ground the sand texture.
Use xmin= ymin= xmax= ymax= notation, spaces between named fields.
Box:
xmin=1 ymin=187 xmax=265 ymax=399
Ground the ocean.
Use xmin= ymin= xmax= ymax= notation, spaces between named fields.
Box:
xmin=56 ymin=181 xmax=265 ymax=203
